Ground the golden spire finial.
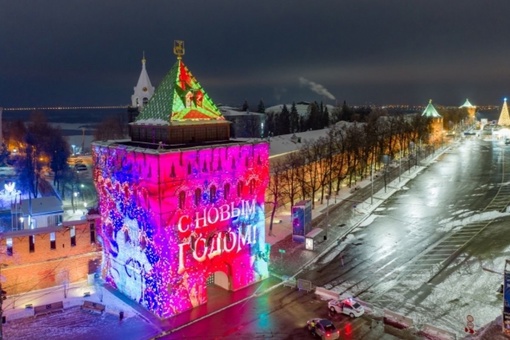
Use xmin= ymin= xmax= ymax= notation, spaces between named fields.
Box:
xmin=142 ymin=51 xmax=146 ymax=64
xmin=173 ymin=40 xmax=185 ymax=60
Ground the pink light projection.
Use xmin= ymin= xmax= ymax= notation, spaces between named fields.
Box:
xmin=92 ymin=141 xmax=270 ymax=318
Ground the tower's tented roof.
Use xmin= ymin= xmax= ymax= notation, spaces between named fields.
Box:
xmin=134 ymin=59 xmax=224 ymax=124
xmin=422 ymin=100 xmax=442 ymax=118
xmin=460 ymin=99 xmax=475 ymax=108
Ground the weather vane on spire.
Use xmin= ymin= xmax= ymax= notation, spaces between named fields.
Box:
xmin=174 ymin=40 xmax=185 ymax=59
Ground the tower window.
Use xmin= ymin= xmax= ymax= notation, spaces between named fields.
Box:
xmin=249 ymin=179 xmax=255 ymax=195
xmin=70 ymin=226 xmax=76 ymax=247
xmin=50 ymin=232 xmax=56 ymax=250
xmin=210 ymin=185 xmax=217 ymax=203
xmin=179 ymin=191 xmax=186 ymax=209
xmin=90 ymin=222 xmax=96 ymax=243
xmin=195 ymin=188 xmax=202 ymax=206
xmin=224 ymin=183 xmax=230 ymax=200
xmin=29 ymin=235 xmax=35 ymax=253
xmin=237 ymin=182 xmax=243 ymax=197
xmin=6 ymin=238 xmax=13 ymax=256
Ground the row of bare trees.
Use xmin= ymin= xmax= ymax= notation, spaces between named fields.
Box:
xmin=266 ymin=112 xmax=432 ymax=233
xmin=3 ymin=112 xmax=72 ymax=198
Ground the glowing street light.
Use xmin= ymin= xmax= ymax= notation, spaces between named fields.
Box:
xmin=325 ymin=194 xmax=330 ymax=241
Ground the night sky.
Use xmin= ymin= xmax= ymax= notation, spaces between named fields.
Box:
xmin=2 ymin=1 xmax=510 ymax=109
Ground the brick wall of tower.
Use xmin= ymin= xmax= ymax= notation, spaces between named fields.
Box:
xmin=93 ymin=140 xmax=270 ymax=318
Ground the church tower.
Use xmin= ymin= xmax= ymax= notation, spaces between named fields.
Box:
xmin=498 ymin=98 xmax=510 ymax=127
xmin=131 ymin=53 xmax=155 ymax=109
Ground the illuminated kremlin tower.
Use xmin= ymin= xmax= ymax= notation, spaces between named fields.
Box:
xmin=92 ymin=41 xmax=270 ymax=319
xmin=459 ymin=98 xmax=476 ymax=124
xmin=422 ymin=99 xmax=443 ymax=144
xmin=498 ymin=98 xmax=510 ymax=127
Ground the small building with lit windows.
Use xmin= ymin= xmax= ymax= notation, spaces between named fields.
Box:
xmin=92 ymin=42 xmax=270 ymax=319
xmin=10 ymin=196 xmax=63 ymax=230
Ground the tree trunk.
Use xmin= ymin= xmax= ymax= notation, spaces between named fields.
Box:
xmin=268 ymin=201 xmax=277 ymax=236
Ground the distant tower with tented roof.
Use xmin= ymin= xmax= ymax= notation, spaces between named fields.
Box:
xmin=422 ymin=99 xmax=443 ymax=144
xmin=459 ymin=99 xmax=476 ymax=124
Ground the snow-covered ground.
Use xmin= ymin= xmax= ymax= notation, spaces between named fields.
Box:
xmin=2 ymin=281 xmax=160 ymax=340
xmin=304 ymin=146 xmax=510 ymax=339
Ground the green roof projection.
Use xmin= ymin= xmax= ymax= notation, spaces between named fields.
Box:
xmin=135 ymin=59 xmax=224 ymax=123
xmin=422 ymin=99 xmax=442 ymax=118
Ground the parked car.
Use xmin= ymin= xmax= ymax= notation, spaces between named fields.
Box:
xmin=74 ymin=164 xmax=87 ymax=172
xmin=328 ymin=298 xmax=364 ymax=318
xmin=505 ymin=138 xmax=510 ymax=145
xmin=306 ymin=318 xmax=340 ymax=340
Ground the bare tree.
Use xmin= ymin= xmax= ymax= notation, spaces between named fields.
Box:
xmin=94 ymin=115 xmax=126 ymax=141
xmin=266 ymin=159 xmax=287 ymax=236
xmin=330 ymin=125 xmax=348 ymax=194
xmin=279 ymin=152 xmax=301 ymax=208
xmin=299 ymin=140 xmax=324 ymax=208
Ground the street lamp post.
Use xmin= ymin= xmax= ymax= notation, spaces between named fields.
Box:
xmin=370 ymin=163 xmax=374 ymax=205
xmin=382 ymin=155 xmax=389 ymax=193
xmin=325 ymin=194 xmax=330 ymax=240
xmin=81 ymin=127 xmax=86 ymax=154
xmin=0 ymin=264 xmax=8 ymax=340
xmin=399 ymin=149 xmax=402 ymax=182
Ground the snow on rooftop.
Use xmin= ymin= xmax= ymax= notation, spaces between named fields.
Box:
xmin=266 ymin=102 xmax=336 ymax=116
xmin=131 ymin=118 xmax=169 ymax=125
xmin=269 ymin=121 xmax=353 ymax=157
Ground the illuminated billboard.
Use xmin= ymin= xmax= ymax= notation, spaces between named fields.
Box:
xmin=93 ymin=141 xmax=270 ymax=318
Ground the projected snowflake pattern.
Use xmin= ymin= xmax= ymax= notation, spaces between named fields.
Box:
xmin=93 ymin=142 xmax=269 ymax=318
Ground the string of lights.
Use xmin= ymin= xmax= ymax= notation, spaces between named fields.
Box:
xmin=2 ymin=106 xmax=128 ymax=111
